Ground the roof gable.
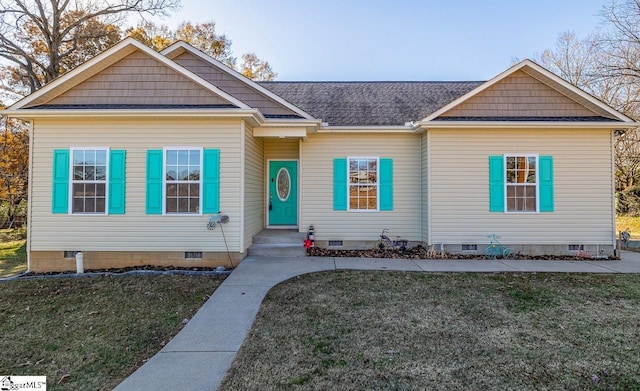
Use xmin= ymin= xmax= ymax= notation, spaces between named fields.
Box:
xmin=162 ymin=42 xmax=316 ymax=120
xmin=423 ymin=60 xmax=633 ymax=123
xmin=9 ymin=38 xmax=250 ymax=111
xmin=42 ymin=50 xmax=235 ymax=107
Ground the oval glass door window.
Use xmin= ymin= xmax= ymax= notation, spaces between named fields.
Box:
xmin=276 ymin=168 xmax=291 ymax=201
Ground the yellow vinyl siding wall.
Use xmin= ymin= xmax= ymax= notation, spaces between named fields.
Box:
xmin=30 ymin=118 xmax=243 ymax=252
xmin=265 ymin=138 xmax=299 ymax=161
xmin=243 ymin=124 xmax=265 ymax=251
xmin=428 ymin=128 xmax=614 ymax=245
xmin=44 ymin=51 xmax=231 ymax=106
xmin=441 ymin=71 xmax=598 ymax=118
xmin=300 ymin=133 xmax=421 ymax=241
xmin=173 ymin=52 xmax=298 ymax=116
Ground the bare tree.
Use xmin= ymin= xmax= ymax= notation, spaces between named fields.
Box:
xmin=0 ymin=0 xmax=180 ymax=100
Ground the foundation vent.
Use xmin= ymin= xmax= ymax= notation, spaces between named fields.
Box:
xmin=185 ymin=251 xmax=203 ymax=259
xmin=64 ymin=251 xmax=80 ymax=259
xmin=461 ymin=244 xmax=478 ymax=251
xmin=568 ymin=244 xmax=584 ymax=251
xmin=328 ymin=240 xmax=343 ymax=247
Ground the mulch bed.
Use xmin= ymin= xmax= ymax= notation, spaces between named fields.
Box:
xmin=21 ymin=265 xmax=230 ymax=277
xmin=307 ymin=245 xmax=617 ymax=261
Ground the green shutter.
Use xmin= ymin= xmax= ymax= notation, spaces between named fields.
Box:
xmin=539 ymin=155 xmax=554 ymax=212
xmin=108 ymin=150 xmax=126 ymax=214
xmin=489 ymin=155 xmax=504 ymax=212
xmin=333 ymin=158 xmax=347 ymax=211
xmin=146 ymin=149 xmax=163 ymax=214
xmin=379 ymin=158 xmax=393 ymax=211
xmin=52 ymin=149 xmax=70 ymax=214
xmin=202 ymin=149 xmax=220 ymax=214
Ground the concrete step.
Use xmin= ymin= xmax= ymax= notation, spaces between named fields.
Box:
xmin=252 ymin=230 xmax=307 ymax=245
xmin=247 ymin=243 xmax=307 ymax=257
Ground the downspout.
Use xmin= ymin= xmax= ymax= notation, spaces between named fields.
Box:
xmin=611 ymin=129 xmax=617 ymax=253
xmin=26 ymin=120 xmax=34 ymax=272
xmin=239 ymin=120 xmax=246 ymax=253
xmin=427 ymin=128 xmax=432 ymax=246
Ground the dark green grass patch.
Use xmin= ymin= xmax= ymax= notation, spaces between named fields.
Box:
xmin=221 ymin=272 xmax=640 ymax=391
xmin=0 ymin=275 xmax=222 ymax=390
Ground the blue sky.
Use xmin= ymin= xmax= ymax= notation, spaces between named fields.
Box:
xmin=151 ymin=0 xmax=606 ymax=81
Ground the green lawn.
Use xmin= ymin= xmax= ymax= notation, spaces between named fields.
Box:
xmin=0 ymin=275 xmax=222 ymax=390
xmin=221 ymin=271 xmax=640 ymax=391
xmin=0 ymin=228 xmax=27 ymax=277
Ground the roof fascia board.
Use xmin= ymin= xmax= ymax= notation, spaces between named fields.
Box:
xmin=9 ymin=38 xmax=251 ymax=111
xmin=416 ymin=120 xmax=639 ymax=130
xmin=318 ymin=125 xmax=414 ymax=133
xmin=421 ymin=59 xmax=633 ymax=123
xmin=1 ymin=108 xmax=264 ymax=121
xmin=161 ymin=41 xmax=318 ymax=121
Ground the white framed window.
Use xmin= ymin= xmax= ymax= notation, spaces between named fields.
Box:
xmin=71 ymin=148 xmax=108 ymax=214
xmin=164 ymin=148 xmax=202 ymax=214
xmin=505 ymin=155 xmax=538 ymax=213
xmin=348 ymin=157 xmax=379 ymax=211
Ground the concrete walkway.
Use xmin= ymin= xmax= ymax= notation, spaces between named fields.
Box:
xmin=114 ymin=251 xmax=640 ymax=391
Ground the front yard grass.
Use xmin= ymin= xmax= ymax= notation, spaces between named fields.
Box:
xmin=0 ymin=275 xmax=222 ymax=390
xmin=0 ymin=228 xmax=27 ymax=277
xmin=221 ymin=271 xmax=640 ymax=390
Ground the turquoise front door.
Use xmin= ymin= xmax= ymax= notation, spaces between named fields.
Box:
xmin=269 ymin=161 xmax=298 ymax=225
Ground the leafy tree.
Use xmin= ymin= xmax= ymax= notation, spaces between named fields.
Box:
xmin=0 ymin=114 xmax=28 ymax=228
xmin=0 ymin=0 xmax=180 ymax=100
xmin=240 ymin=52 xmax=277 ymax=81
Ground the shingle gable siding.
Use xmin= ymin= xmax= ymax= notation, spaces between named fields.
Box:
xmin=42 ymin=51 xmax=232 ymax=107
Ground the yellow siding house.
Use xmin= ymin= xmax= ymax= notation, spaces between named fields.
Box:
xmin=2 ymin=38 xmax=636 ymax=272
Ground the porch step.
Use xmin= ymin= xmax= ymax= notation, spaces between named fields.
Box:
xmin=248 ymin=243 xmax=307 ymax=257
xmin=248 ymin=229 xmax=308 ymax=257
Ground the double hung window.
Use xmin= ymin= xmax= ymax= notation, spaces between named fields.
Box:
xmin=165 ymin=149 xmax=201 ymax=214
xmin=348 ymin=157 xmax=378 ymax=211
xmin=71 ymin=148 xmax=107 ymax=214
xmin=505 ymin=155 xmax=537 ymax=212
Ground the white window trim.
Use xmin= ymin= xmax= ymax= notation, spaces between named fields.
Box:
xmin=503 ymin=154 xmax=539 ymax=214
xmin=69 ymin=147 xmax=109 ymax=215
xmin=162 ymin=147 xmax=204 ymax=216
xmin=347 ymin=156 xmax=380 ymax=212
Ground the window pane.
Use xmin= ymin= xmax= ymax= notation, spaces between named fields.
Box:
xmin=189 ymin=168 xmax=200 ymax=181
xmin=178 ymin=166 xmax=189 ymax=180
xmin=96 ymin=150 xmax=107 ymax=165
xmin=84 ymin=198 xmax=95 ymax=213
xmin=74 ymin=150 xmax=84 ymax=165
xmin=166 ymin=150 xmax=177 ymax=165
xmin=96 ymin=184 xmax=106 ymax=197
xmin=190 ymin=150 xmax=200 ymax=165
xmin=178 ymin=183 xmax=189 ymax=196
xmin=95 ymin=165 xmax=106 ymax=181
xmin=74 ymin=166 xmax=85 ymax=181
xmin=178 ymin=150 xmax=189 ymax=165
xmin=96 ymin=198 xmax=106 ymax=213
xmin=178 ymin=198 xmax=189 ymax=213
xmin=167 ymin=184 xmax=177 ymax=196
xmin=166 ymin=166 xmax=177 ymax=181
xmin=166 ymin=198 xmax=177 ymax=213
xmin=85 ymin=150 xmax=95 ymax=164
xmin=73 ymin=198 xmax=84 ymax=213
xmin=190 ymin=184 xmax=200 ymax=197
xmin=85 ymin=166 xmax=95 ymax=181
xmin=189 ymin=197 xmax=199 ymax=213
xmin=85 ymin=184 xmax=95 ymax=197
